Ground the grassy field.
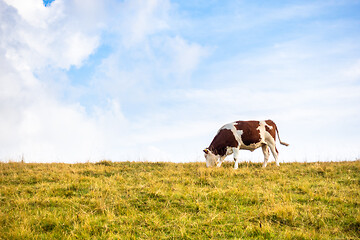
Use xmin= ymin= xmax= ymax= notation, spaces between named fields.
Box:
xmin=0 ymin=160 xmax=359 ymax=239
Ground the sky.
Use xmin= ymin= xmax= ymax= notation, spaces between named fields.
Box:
xmin=1 ymin=0 xmax=360 ymax=163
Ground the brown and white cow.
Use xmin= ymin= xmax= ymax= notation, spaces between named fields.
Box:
xmin=204 ymin=120 xmax=289 ymax=168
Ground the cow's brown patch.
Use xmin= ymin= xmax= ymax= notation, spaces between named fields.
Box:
xmin=208 ymin=129 xmax=238 ymax=156
xmin=235 ymin=121 xmax=261 ymax=146
xmin=265 ymin=119 xmax=276 ymax=140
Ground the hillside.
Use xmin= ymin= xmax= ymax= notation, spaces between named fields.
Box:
xmin=0 ymin=160 xmax=359 ymax=239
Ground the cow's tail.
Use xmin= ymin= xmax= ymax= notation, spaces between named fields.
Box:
xmin=275 ymin=124 xmax=289 ymax=146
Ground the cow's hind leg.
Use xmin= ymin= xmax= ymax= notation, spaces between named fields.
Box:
xmin=268 ymin=143 xmax=280 ymax=166
xmin=262 ymin=144 xmax=270 ymax=168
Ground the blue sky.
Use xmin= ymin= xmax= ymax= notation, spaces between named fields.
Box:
xmin=1 ymin=0 xmax=360 ymax=163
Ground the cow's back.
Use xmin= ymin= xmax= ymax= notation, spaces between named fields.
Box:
xmin=234 ymin=121 xmax=262 ymax=146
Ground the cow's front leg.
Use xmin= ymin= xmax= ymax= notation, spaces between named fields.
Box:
xmin=217 ymin=156 xmax=226 ymax=167
xmin=233 ymin=148 xmax=240 ymax=169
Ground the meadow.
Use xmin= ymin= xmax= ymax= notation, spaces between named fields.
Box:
xmin=0 ymin=160 xmax=359 ymax=239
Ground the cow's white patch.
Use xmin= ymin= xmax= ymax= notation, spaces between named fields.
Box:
xmin=220 ymin=123 xmax=234 ymax=131
xmin=257 ymin=121 xmax=268 ymax=144
xmin=236 ymin=129 xmax=243 ymax=137
xmin=263 ymin=120 xmax=273 ymax=130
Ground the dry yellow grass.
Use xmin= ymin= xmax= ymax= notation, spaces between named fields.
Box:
xmin=0 ymin=160 xmax=359 ymax=239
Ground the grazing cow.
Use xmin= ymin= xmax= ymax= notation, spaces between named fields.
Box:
xmin=204 ymin=120 xmax=289 ymax=169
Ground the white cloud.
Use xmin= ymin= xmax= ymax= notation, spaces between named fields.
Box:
xmin=2 ymin=0 xmax=100 ymax=70
xmin=153 ymin=36 xmax=210 ymax=80
xmin=3 ymin=0 xmax=61 ymax=27
xmin=18 ymin=100 xmax=101 ymax=163
xmin=0 ymin=66 xmax=102 ymax=162
xmin=91 ymin=33 xmax=209 ymax=99
xmin=0 ymin=0 xmax=104 ymax=162
xmin=64 ymin=32 xmax=99 ymax=68
xmin=113 ymin=0 xmax=171 ymax=47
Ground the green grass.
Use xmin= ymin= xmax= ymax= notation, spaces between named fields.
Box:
xmin=1 ymin=160 xmax=359 ymax=239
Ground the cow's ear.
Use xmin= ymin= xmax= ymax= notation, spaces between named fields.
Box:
xmin=203 ymin=149 xmax=209 ymax=154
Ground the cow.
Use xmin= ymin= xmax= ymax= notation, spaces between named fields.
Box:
xmin=203 ymin=120 xmax=289 ymax=169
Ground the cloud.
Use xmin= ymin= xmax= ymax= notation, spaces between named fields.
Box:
xmin=18 ymin=100 xmax=101 ymax=163
xmin=90 ymin=33 xmax=209 ymax=103
xmin=110 ymin=0 xmax=171 ymax=47
xmin=0 ymin=0 xmax=103 ymax=162
xmin=3 ymin=0 xmax=58 ymax=27
xmin=152 ymin=35 xmax=210 ymax=81
xmin=0 ymin=63 xmax=102 ymax=163
xmin=63 ymin=32 xmax=99 ymax=68
xmin=2 ymin=0 xmax=101 ymax=70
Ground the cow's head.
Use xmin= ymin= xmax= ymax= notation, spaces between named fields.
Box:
xmin=203 ymin=148 xmax=218 ymax=167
